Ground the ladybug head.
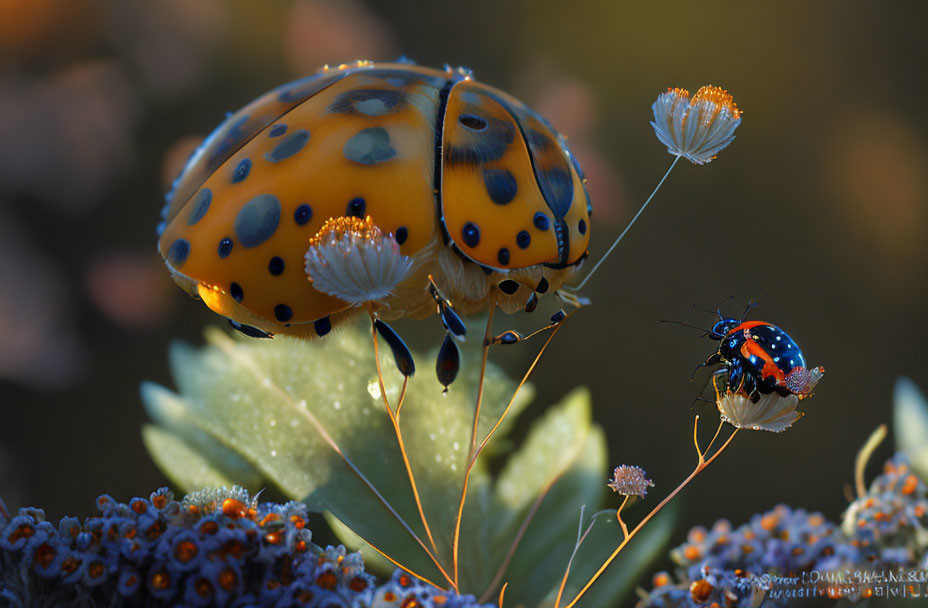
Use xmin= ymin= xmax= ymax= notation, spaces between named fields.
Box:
xmin=709 ymin=318 xmax=739 ymax=341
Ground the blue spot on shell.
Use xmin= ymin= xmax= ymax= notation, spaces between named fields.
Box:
xmin=329 ymin=89 xmax=405 ymax=116
xmin=268 ymin=256 xmax=284 ymax=276
xmin=155 ymin=221 xmax=166 ymax=237
xmin=314 ymin=316 xmax=332 ymax=336
xmin=167 ymin=239 xmax=190 ymax=266
xmin=293 ymin=203 xmax=313 ymax=226
xmin=187 ymin=189 xmax=211 ymax=225
xmin=265 ymin=130 xmax=310 ymax=163
xmin=446 ymin=117 xmax=515 ymax=165
xmin=483 ymin=169 xmax=517 ymax=205
xmin=516 ymin=230 xmax=531 ymax=249
xmin=294 ymin=204 xmax=313 ymax=226
xmin=235 ymin=194 xmax=281 ymax=247
xmin=346 ymin=198 xmax=366 ymax=218
xmin=218 ymin=237 xmax=233 ymax=258
xmin=230 ymin=282 xmax=243 ymax=302
xmin=497 ymin=248 xmax=510 ymax=266
xmin=343 ymin=127 xmax=396 ymax=165
xmin=578 ymin=219 xmax=587 ymax=235
xmin=534 ymin=212 xmax=550 ymax=231
xmin=274 ymin=304 xmax=292 ymax=322
xmin=395 ymin=226 xmax=408 ymax=245
xmin=539 ymin=167 xmax=573 ymax=218
xmin=462 ymin=223 xmax=480 ymax=248
xmin=268 ymin=124 xmax=287 ymax=137
xmin=232 ymin=159 xmax=251 ymax=183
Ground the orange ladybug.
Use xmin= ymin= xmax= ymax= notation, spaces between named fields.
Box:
xmin=158 ymin=60 xmax=591 ymax=350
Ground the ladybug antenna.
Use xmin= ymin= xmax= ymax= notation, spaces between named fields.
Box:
xmin=740 ymin=293 xmax=767 ymax=321
xmin=659 ymin=319 xmax=711 ymax=334
xmin=692 ymin=295 xmax=734 ymax=320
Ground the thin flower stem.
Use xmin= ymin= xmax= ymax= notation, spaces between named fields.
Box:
xmin=553 ymin=509 xmax=599 ymax=608
xmin=210 ymin=333 xmax=452 ymax=586
xmin=369 ymin=313 xmax=445 ymax=579
xmin=559 ymin=421 xmax=740 ymax=608
xmin=363 ymin=536 xmax=446 ymax=590
xmin=452 ymin=313 xmax=571 ymax=586
xmin=616 ymin=496 xmax=630 ymax=540
xmin=470 ymin=302 xmax=498 ymax=454
xmin=395 ymin=377 xmax=409 ymax=421
xmin=855 ymin=424 xmax=887 ymax=498
xmin=572 ymin=155 xmax=681 ymax=291
xmin=480 ymin=478 xmax=556 ymax=603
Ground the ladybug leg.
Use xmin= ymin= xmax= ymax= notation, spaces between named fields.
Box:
xmin=427 ymin=275 xmax=467 ymax=340
xmin=690 ymin=352 xmax=722 ymax=381
xmin=489 ymin=309 xmax=568 ymax=346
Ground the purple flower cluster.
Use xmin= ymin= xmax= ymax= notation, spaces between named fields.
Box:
xmin=0 ymin=486 xmax=486 ymax=608
xmin=638 ymin=455 xmax=928 ymax=607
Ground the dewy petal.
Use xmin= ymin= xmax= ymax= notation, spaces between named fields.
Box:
xmin=716 ymin=390 xmax=803 ymax=433
xmin=304 ymin=216 xmax=413 ymax=305
xmin=650 ymin=85 xmax=742 ymax=165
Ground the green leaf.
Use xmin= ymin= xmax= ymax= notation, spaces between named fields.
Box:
xmin=141 ymin=424 xmax=251 ymax=490
xmin=893 ymin=377 xmax=928 ymax=480
xmin=470 ymin=388 xmax=609 ymax=607
xmin=143 ymin=318 xmax=532 ymax=587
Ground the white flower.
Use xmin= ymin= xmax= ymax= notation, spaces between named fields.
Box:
xmin=651 ymin=85 xmax=742 ymax=165
xmin=715 ymin=389 xmax=802 ymax=433
xmin=304 ymin=216 xmax=413 ymax=305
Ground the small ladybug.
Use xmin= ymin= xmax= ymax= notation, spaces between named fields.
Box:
xmin=157 ymin=60 xmax=591 ymax=381
xmin=703 ymin=317 xmax=824 ymax=402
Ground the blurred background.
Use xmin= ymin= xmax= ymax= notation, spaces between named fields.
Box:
xmin=1 ymin=0 xmax=926 ymax=591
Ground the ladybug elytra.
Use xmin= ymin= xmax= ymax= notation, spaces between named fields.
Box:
xmin=157 ymin=60 xmax=592 ymax=346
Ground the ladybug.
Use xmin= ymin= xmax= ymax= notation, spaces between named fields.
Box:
xmin=157 ymin=60 xmax=592 ymax=360
xmin=703 ymin=317 xmax=823 ymax=402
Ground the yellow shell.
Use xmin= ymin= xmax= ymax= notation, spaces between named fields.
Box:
xmin=158 ymin=62 xmax=591 ymax=338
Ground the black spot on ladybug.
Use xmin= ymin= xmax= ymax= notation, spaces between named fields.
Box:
xmin=218 ymin=237 xmax=233 ymax=258
xmin=459 ymin=114 xmax=487 ymax=130
xmin=294 ymin=204 xmax=313 ymax=226
xmin=483 ymin=169 xmax=517 ymax=205
xmin=578 ymin=219 xmax=587 ymax=235
xmin=268 ymin=256 xmax=285 ymax=276
xmin=462 ymin=222 xmax=480 ymax=247
xmin=268 ymin=124 xmax=287 ymax=137
xmin=329 ymin=89 xmax=405 ymax=116
xmin=231 ymin=158 xmax=251 ymax=183
xmin=536 ymin=277 xmax=549 ymax=293
xmin=497 ymin=247 xmax=510 ymax=266
xmin=230 ymin=282 xmax=243 ymax=302
xmin=347 ymin=197 xmax=366 ymax=218
xmin=533 ymin=212 xmax=550 ymax=231
xmin=235 ymin=194 xmax=281 ymax=247
xmin=516 ymin=230 xmax=531 ymax=249
xmin=265 ymin=129 xmax=310 ymax=163
xmin=187 ymin=189 xmax=211 ymax=225
xmin=526 ymin=128 xmax=555 ymax=151
xmin=498 ymin=280 xmax=520 ymax=295
xmin=539 ymin=167 xmax=574 ymax=218
xmin=206 ymin=114 xmax=249 ymax=175
xmin=167 ymin=239 xmax=190 ymax=266
xmin=274 ymin=304 xmax=293 ymax=323
xmin=344 ymin=127 xmax=396 ymax=165
xmin=314 ymin=316 xmax=332 ymax=336
xmin=395 ymin=226 xmax=408 ymax=245
xmin=445 ymin=116 xmax=515 ymax=165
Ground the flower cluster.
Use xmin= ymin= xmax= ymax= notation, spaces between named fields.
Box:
xmin=0 ymin=486 xmax=489 ymax=608
xmin=608 ymin=465 xmax=654 ymax=497
xmin=637 ymin=454 xmax=928 ymax=607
